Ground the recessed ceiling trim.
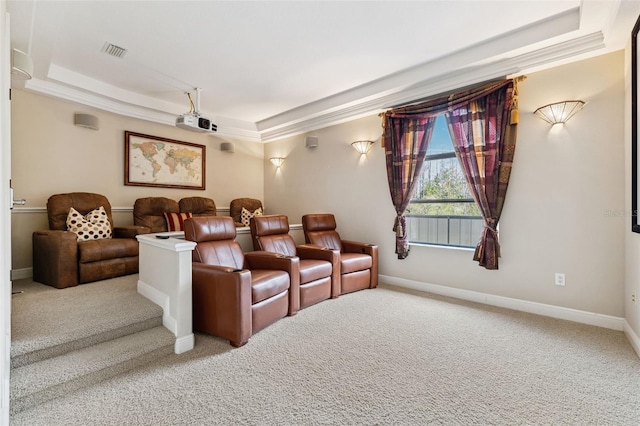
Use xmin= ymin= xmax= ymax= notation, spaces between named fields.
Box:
xmin=24 ymin=26 xmax=605 ymax=144
xmin=24 ymin=78 xmax=262 ymax=142
xmin=47 ymin=64 xmax=189 ymax=114
xmin=259 ymin=32 xmax=605 ymax=142
xmin=256 ymin=7 xmax=581 ymax=133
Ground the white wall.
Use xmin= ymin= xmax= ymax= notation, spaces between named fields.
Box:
xmin=10 ymin=90 xmax=264 ymax=269
xmin=265 ymin=51 xmax=626 ymax=318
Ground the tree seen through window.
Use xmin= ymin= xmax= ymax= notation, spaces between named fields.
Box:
xmin=407 ymin=115 xmax=482 ymax=247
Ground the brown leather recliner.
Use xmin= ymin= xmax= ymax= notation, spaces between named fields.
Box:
xmin=134 ymin=197 xmax=217 ymax=233
xmin=302 ymin=214 xmax=379 ymax=295
xmin=250 ymin=214 xmax=339 ymax=308
xmin=32 ymin=192 xmax=149 ymax=289
xmin=178 ymin=197 xmax=217 ymax=217
xmin=133 ymin=197 xmax=180 ymax=233
xmin=184 ymin=216 xmax=300 ymax=347
xmin=230 ymin=198 xmax=263 ymax=227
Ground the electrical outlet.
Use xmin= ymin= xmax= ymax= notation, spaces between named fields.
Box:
xmin=633 ymin=293 xmax=637 ymax=305
xmin=555 ymin=273 xmax=565 ymax=286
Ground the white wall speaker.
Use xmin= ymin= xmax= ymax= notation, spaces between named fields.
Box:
xmin=221 ymin=142 xmax=235 ymax=153
xmin=74 ymin=113 xmax=99 ymax=130
xmin=305 ymin=136 xmax=318 ymax=148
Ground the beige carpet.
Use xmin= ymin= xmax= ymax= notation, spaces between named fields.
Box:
xmin=11 ymin=275 xmax=163 ymax=366
xmin=11 ymin=280 xmax=640 ymax=425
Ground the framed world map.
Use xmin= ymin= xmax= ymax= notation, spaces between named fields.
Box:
xmin=125 ymin=131 xmax=206 ymax=190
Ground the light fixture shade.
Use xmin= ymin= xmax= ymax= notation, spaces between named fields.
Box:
xmin=351 ymin=140 xmax=374 ymax=154
xmin=11 ymin=48 xmax=33 ymax=80
xmin=270 ymin=157 xmax=285 ymax=167
xmin=534 ymin=100 xmax=585 ymax=124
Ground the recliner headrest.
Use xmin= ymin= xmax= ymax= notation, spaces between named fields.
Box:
xmin=302 ymin=214 xmax=337 ymax=232
xmin=184 ymin=216 xmax=237 ymax=243
xmin=251 ymin=214 xmax=289 ymax=236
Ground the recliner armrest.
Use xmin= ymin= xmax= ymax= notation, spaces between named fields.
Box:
xmin=192 ymin=262 xmax=252 ymax=346
xmin=245 ymin=251 xmax=299 ymax=271
xmin=341 ymin=240 xmax=378 ymax=289
xmin=296 ymin=244 xmax=339 ymax=263
xmin=342 ymin=240 xmax=374 ymax=254
xmin=113 ymin=225 xmax=151 ymax=239
xmin=32 ymin=230 xmax=79 ymax=288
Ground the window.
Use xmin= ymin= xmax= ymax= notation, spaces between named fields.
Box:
xmin=406 ymin=115 xmax=483 ymax=248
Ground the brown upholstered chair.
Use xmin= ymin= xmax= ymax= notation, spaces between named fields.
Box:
xmin=230 ymin=197 xmax=263 ymax=227
xmin=301 ymin=214 xmax=378 ymax=295
xmin=32 ymin=192 xmax=149 ymax=289
xmin=133 ymin=197 xmax=180 ymax=233
xmin=184 ymin=216 xmax=300 ymax=347
xmin=178 ymin=197 xmax=217 ymax=217
xmin=250 ymin=214 xmax=339 ymax=308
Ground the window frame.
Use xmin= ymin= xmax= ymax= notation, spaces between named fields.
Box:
xmin=407 ymin=119 xmax=482 ymax=249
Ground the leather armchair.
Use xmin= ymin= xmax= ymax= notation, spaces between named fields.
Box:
xmin=230 ymin=197 xmax=263 ymax=227
xmin=133 ymin=197 xmax=180 ymax=233
xmin=251 ymin=214 xmax=339 ymax=308
xmin=32 ymin=192 xmax=149 ymax=289
xmin=178 ymin=197 xmax=217 ymax=217
xmin=184 ymin=216 xmax=300 ymax=347
xmin=301 ymin=214 xmax=378 ymax=295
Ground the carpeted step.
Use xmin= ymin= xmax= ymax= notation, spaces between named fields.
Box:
xmin=11 ymin=276 xmax=166 ymax=369
xmin=10 ymin=325 xmax=175 ymax=415
xmin=11 ymin=315 xmax=163 ymax=369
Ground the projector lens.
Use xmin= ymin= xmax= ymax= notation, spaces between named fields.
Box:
xmin=198 ymin=118 xmax=210 ymax=130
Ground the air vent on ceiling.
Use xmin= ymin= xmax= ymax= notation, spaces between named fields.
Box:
xmin=102 ymin=42 xmax=127 ymax=58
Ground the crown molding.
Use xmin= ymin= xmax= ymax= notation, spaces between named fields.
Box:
xmin=24 ymin=78 xmax=262 ymax=142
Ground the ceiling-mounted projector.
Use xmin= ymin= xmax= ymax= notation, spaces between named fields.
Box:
xmin=176 ymin=114 xmax=217 ymax=133
xmin=176 ymin=87 xmax=217 ymax=133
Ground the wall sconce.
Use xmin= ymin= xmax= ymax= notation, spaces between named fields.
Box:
xmin=534 ymin=100 xmax=585 ymax=124
xmin=270 ymin=157 xmax=285 ymax=168
xmin=351 ymin=140 xmax=374 ymax=155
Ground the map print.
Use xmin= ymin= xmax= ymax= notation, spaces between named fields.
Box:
xmin=126 ymin=133 xmax=205 ymax=189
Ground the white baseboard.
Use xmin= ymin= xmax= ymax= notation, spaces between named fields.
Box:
xmin=380 ymin=274 xmax=626 ymax=331
xmin=175 ymin=334 xmax=195 ymax=354
xmin=10 ymin=267 xmax=32 ymax=280
xmin=137 ymin=279 xmax=177 ymax=336
xmin=624 ymin=320 xmax=640 ymax=358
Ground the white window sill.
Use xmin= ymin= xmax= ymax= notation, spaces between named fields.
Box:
xmin=408 ymin=242 xmax=475 ymax=252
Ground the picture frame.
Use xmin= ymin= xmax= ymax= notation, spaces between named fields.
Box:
xmin=632 ymin=14 xmax=640 ymax=232
xmin=124 ymin=131 xmax=206 ymax=190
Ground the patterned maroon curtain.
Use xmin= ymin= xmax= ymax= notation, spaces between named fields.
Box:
xmin=382 ymin=116 xmax=436 ymax=259
xmin=382 ymin=78 xmax=519 ymax=263
xmin=444 ymin=81 xmax=517 ymax=269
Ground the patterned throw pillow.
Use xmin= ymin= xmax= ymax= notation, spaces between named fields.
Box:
xmin=164 ymin=212 xmax=193 ymax=232
xmin=66 ymin=206 xmax=112 ymax=241
xmin=240 ymin=207 xmax=262 ymax=227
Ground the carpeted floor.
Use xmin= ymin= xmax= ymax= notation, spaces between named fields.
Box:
xmin=11 ymin=278 xmax=640 ymax=425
